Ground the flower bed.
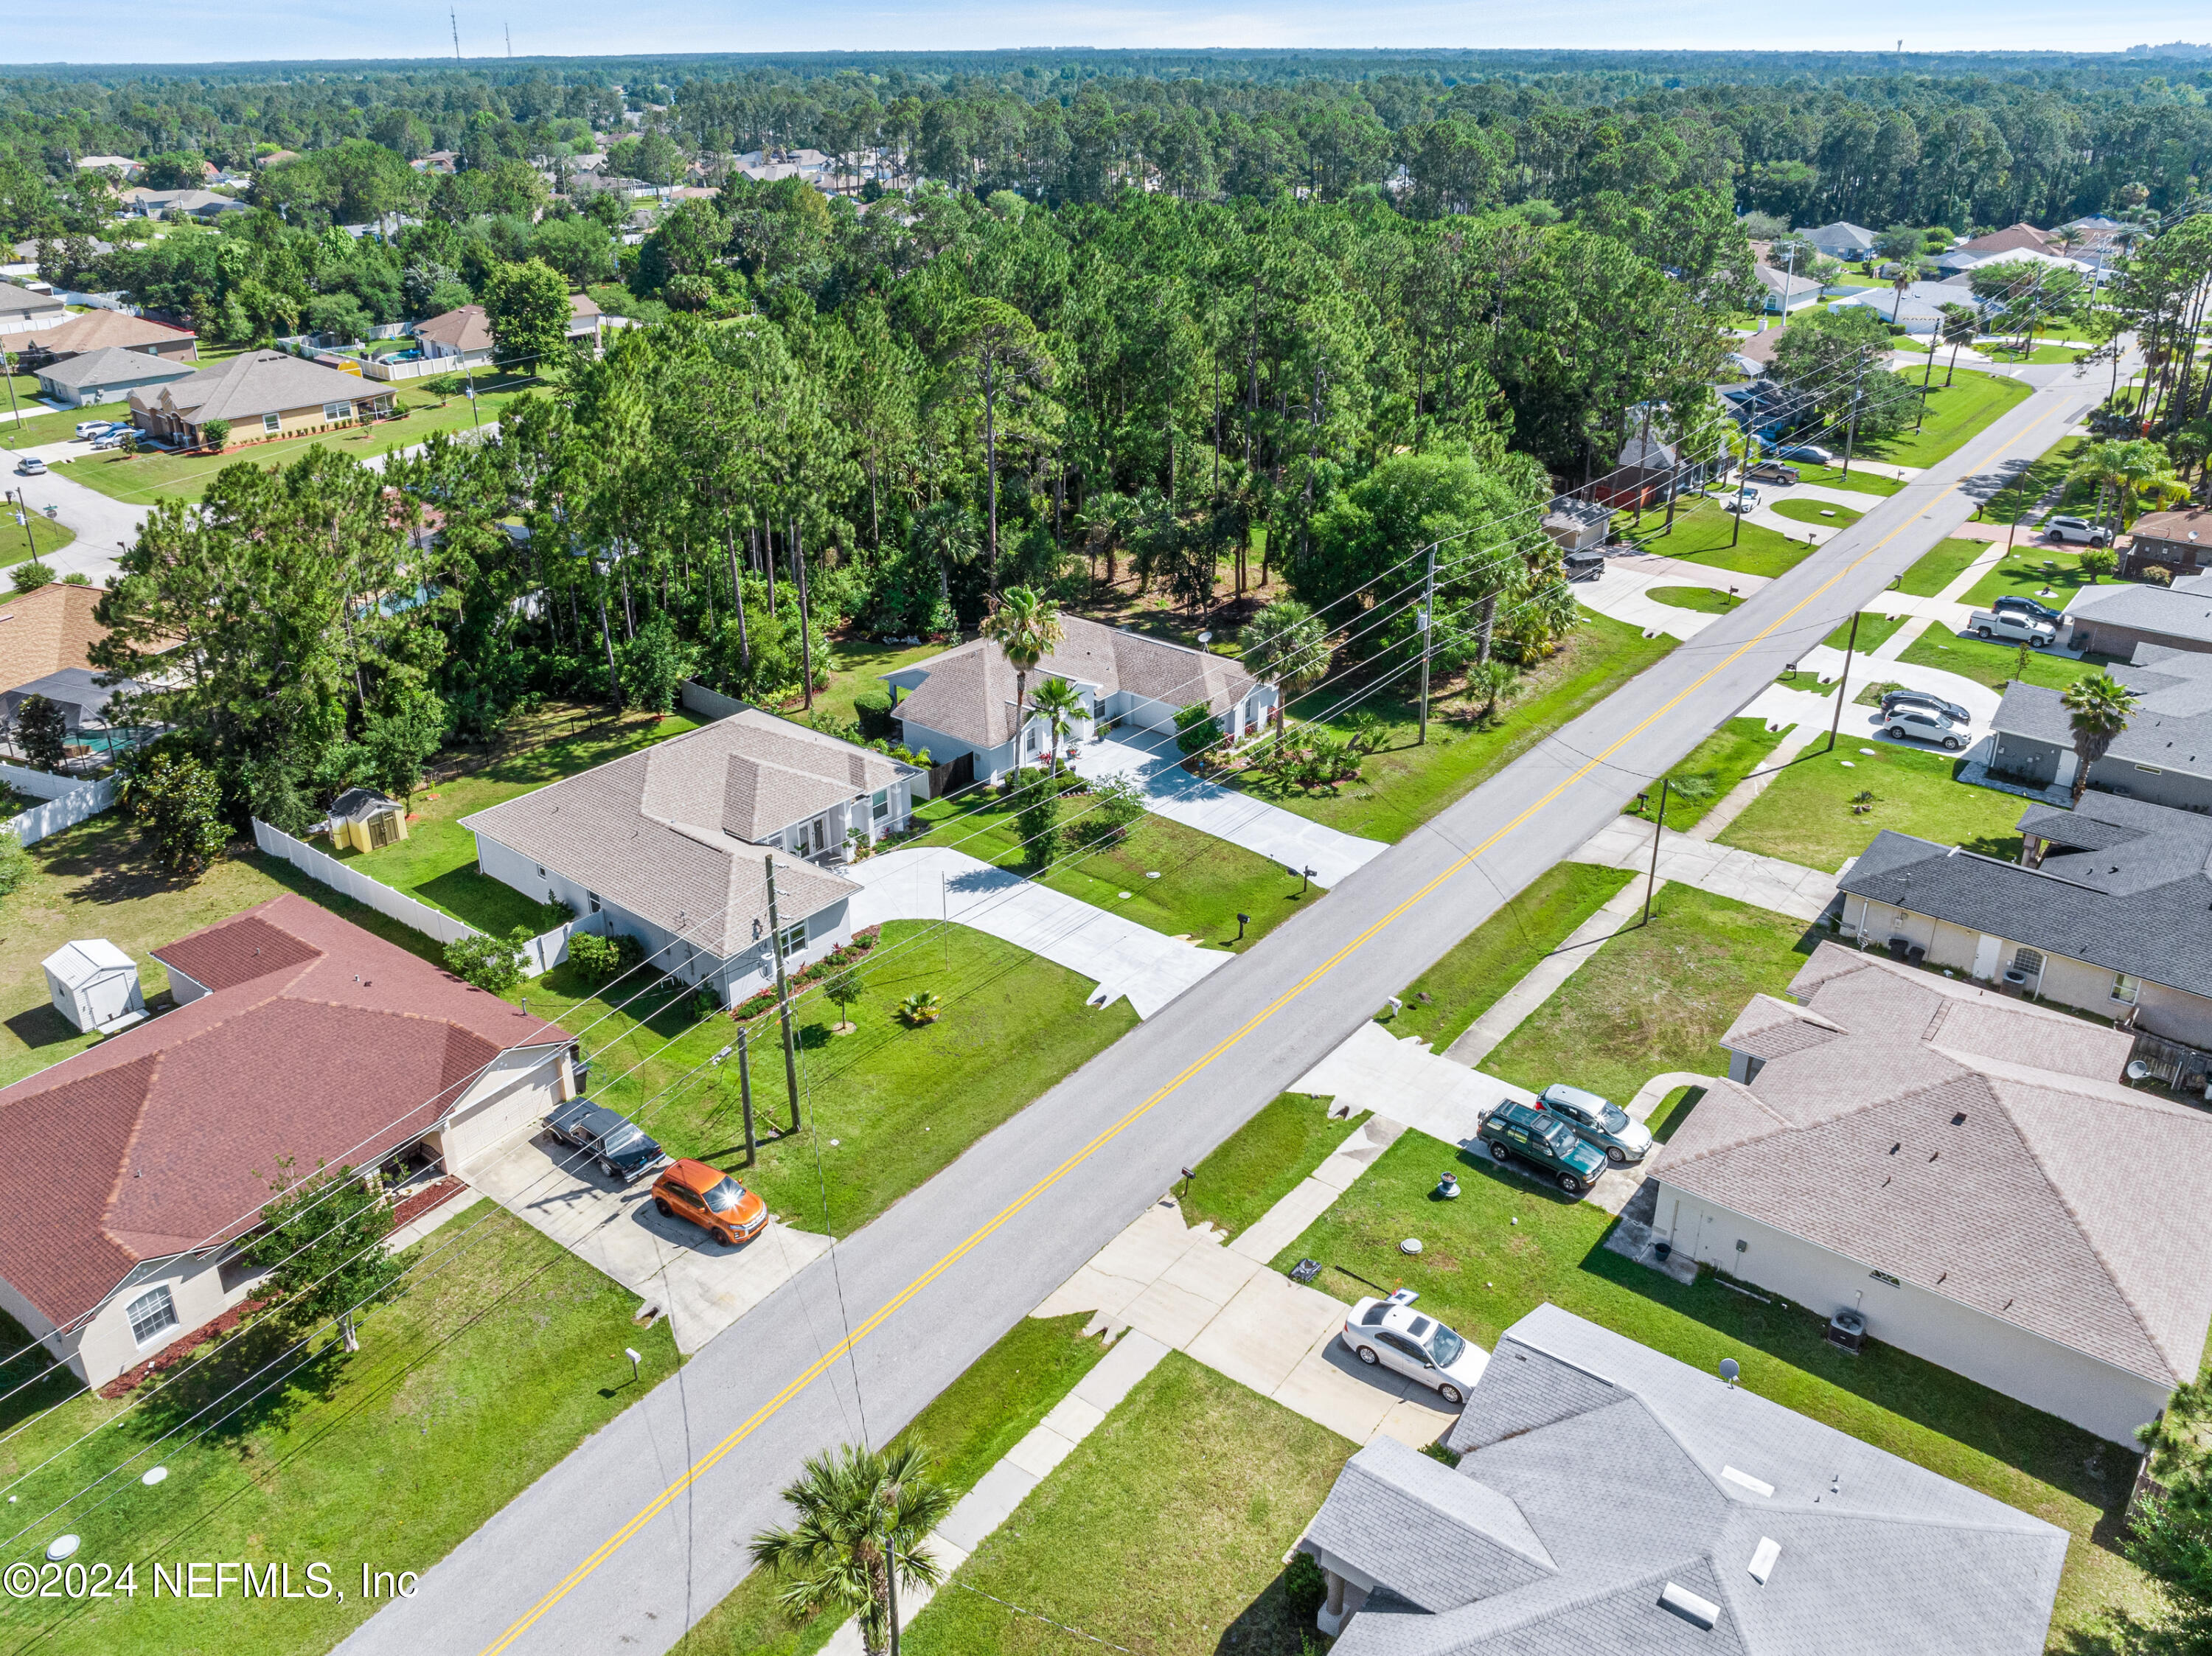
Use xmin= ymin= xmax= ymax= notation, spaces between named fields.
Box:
xmin=728 ymin=925 xmax=882 ymax=1023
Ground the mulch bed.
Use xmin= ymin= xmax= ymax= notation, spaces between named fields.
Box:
xmin=99 ymin=1295 xmax=271 ymax=1399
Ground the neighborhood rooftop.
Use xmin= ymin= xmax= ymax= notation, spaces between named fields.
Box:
xmin=142 ymin=347 xmax=387 ymax=422
xmin=1994 ymin=643 xmax=2212 ymax=777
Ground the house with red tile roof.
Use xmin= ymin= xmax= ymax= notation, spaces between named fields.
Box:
xmin=0 ymin=894 xmax=575 ymax=1388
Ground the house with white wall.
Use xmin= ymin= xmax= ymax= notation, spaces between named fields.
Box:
xmin=1654 ymin=944 xmax=2212 ymax=1444
xmin=462 ymin=709 xmax=917 ymax=1007
xmin=0 ymin=895 xmax=574 ymax=1390
xmin=882 ymin=615 xmax=1276 ymax=784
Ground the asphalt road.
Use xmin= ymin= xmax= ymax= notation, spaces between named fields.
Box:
xmin=7 ymin=460 xmax=145 ymax=582
xmin=333 ymin=362 xmax=2107 ymax=1656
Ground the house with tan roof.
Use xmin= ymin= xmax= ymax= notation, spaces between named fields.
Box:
xmin=131 ymin=348 xmax=395 ymax=448
xmin=0 ymin=283 xmax=69 ymax=336
xmin=462 ymin=709 xmax=918 ymax=1008
xmin=14 ymin=306 xmax=197 ymax=368
xmin=415 ymin=294 xmax=619 ymax=366
xmin=1653 ymin=943 xmax=2212 ymax=1442
xmin=883 ymin=614 xmax=1276 ymax=784
xmin=0 ymin=895 xmax=576 ymax=1388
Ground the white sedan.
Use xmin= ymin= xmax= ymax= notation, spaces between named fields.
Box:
xmin=1340 ymin=1291 xmax=1486 ymax=1406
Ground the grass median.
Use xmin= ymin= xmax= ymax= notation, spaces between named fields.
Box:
xmin=1175 ymin=1092 xmax=1370 ymax=1242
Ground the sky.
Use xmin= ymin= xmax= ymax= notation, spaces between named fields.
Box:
xmin=7 ymin=0 xmax=2211 ymax=66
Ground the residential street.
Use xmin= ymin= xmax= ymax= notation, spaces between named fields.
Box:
xmin=7 ymin=461 xmax=145 ymax=582
xmin=336 ymin=360 xmax=2112 ymax=1656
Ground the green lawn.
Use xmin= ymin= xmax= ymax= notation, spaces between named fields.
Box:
xmin=1 ymin=513 xmax=74 ymax=568
xmin=792 ymin=634 xmax=943 ymax=728
xmin=1225 ymin=608 xmax=1676 ymax=841
xmin=692 ymin=1312 xmax=1113 ymax=1656
xmin=0 ymin=1206 xmax=681 ymax=1656
xmin=1388 ymin=863 xmax=1634 ymax=1050
xmin=0 ymin=402 xmax=128 ymax=449
xmin=1717 ymin=739 xmax=2032 ymax=870
xmin=1860 ymin=369 xmax=2033 ymax=468
xmin=1979 ymin=436 xmax=2088 ymax=528
xmin=905 ymin=1353 xmax=1352 ymax=1656
xmin=1621 ymin=716 xmax=1790 ymax=831
xmin=1270 ymin=1130 xmax=2152 ymax=1646
xmin=1960 ymin=546 xmax=2118 ymax=611
xmin=1646 ymin=584 xmax=1742 ymax=614
xmin=1897 ymin=627 xmax=2122 ymax=692
xmin=54 ymin=377 xmax=536 ymax=504
xmin=1895 ymin=537 xmax=1989 ymax=597
xmin=1771 ymin=497 xmax=1863 ymax=529
xmin=1792 ymin=464 xmax=1902 ymax=497
xmin=910 ymin=790 xmax=1304 ymax=952
xmin=1822 ymin=610 xmax=1913 ymax=653
xmin=1617 ymin=495 xmax=1818 ymax=580
xmin=1484 ymin=886 xmax=1818 ymax=1102
xmin=1175 ymin=1093 xmax=1370 ymax=1242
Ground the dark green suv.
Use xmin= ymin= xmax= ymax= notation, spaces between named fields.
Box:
xmin=1478 ymin=1100 xmax=1610 ymax=1195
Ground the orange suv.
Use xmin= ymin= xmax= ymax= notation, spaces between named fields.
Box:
xmin=650 ymin=1159 xmax=768 ymax=1246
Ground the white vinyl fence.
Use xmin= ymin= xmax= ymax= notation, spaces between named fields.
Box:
xmin=1 ymin=762 xmax=117 ymax=848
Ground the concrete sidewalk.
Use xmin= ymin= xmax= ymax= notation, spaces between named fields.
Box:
xmin=1070 ymin=727 xmax=1387 ymax=888
xmin=1445 ymin=877 xmax=1652 ymax=1068
xmin=846 ymin=845 xmax=1233 ymax=1018
xmin=1571 ymin=815 xmax=1839 ymax=921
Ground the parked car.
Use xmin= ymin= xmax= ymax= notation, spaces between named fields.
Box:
xmin=1879 ymin=688 xmax=1969 ymax=726
xmin=1534 ymin=1083 xmax=1653 ymax=1166
xmin=1774 ymin=443 xmax=1836 ymax=466
xmin=1884 ymin=706 xmax=1969 ymax=751
xmin=650 ymin=1158 xmax=767 ymax=1246
xmin=1968 ymin=608 xmax=2056 ymax=647
xmin=1340 ymin=1290 xmax=1486 ymax=1407
xmin=1718 ymin=484 xmax=1760 ymax=512
xmin=544 ymin=1098 xmax=667 ymax=1182
xmin=88 ymin=431 xmax=134 ymax=451
xmin=1745 ymin=461 xmax=1800 ymax=485
xmin=2043 ymin=515 xmax=2111 ymax=547
xmin=1477 ymin=1099 xmax=1609 ymax=1195
xmin=73 ymin=420 xmax=122 ymax=441
xmin=1991 ymin=594 xmax=2065 ymax=627
xmin=13 ymin=456 xmax=46 ymax=476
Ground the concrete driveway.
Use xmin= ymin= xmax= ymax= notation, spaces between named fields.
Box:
xmin=468 ymin=1131 xmax=832 ymax=1355
xmin=1069 ymin=727 xmax=1387 ymax=888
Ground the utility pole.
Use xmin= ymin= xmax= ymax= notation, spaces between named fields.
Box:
xmin=1416 ymin=540 xmax=1436 ymax=745
xmin=737 ymin=1027 xmax=756 ymax=1165
xmin=1839 ymin=348 xmax=1868 ymax=483
xmin=765 ymin=857 xmax=801 ymax=1132
xmin=1641 ymin=777 xmax=1669 ymax=925
xmin=792 ymin=517 xmax=814 ymax=711
xmin=1827 ymin=610 xmax=1862 ymax=753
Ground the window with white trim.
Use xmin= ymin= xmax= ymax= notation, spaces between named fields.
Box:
xmin=777 ymin=921 xmax=807 ymax=959
xmin=871 ymin=788 xmax=889 ymax=821
xmin=262 ymin=411 xmax=281 ymax=433
xmin=126 ymin=1284 xmax=178 ymax=1346
xmin=2011 ymin=947 xmax=2045 ymax=978
xmin=2113 ymin=973 xmax=2142 ymax=1006
xmin=324 ymin=400 xmax=352 ymax=422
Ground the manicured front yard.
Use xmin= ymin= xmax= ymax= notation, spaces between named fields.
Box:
xmin=1894 ymin=536 xmax=1988 ymax=597
xmin=1717 ymin=738 xmax=2031 ymax=870
xmin=1961 ymin=546 xmax=2124 ymax=611
xmin=1646 ymin=584 xmax=1741 ymax=614
xmin=1616 ymin=495 xmax=1818 ymax=580
xmin=0 ymin=403 xmax=129 ymax=449
xmin=1 ymin=515 xmax=74 ymax=568
xmin=1771 ymin=497 xmax=1862 ymax=529
xmin=1979 ymin=435 xmax=2087 ymax=527
xmin=904 ymin=1353 xmax=1352 ymax=1656
xmin=1792 ymin=463 xmax=1902 ymax=496
xmin=1228 ymin=608 xmax=1677 ymax=841
xmin=1822 ymin=610 xmax=1912 ymax=653
xmin=1483 ymin=886 xmax=1817 ymax=1102
xmin=1176 ymin=1092 xmax=1368 ymax=1241
xmin=1622 ymin=716 xmax=1790 ymax=831
xmin=692 ymin=1311 xmax=1113 ymax=1656
xmin=1897 ymin=627 xmax=2123 ymax=692
xmin=1860 ymin=368 xmax=2033 ymax=468
xmin=0 ymin=1206 xmax=680 ymax=1656
xmin=1269 ymin=1129 xmax=2152 ymax=1646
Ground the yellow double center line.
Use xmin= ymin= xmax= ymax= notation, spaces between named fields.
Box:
xmin=481 ymin=399 xmax=2066 ymax=1654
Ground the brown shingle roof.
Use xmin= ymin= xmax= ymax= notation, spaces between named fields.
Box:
xmin=414 ymin=305 xmax=493 ymax=353
xmin=2131 ymin=507 xmax=2212 ymax=547
xmin=0 ymin=894 xmax=570 ymax=1331
xmin=1668 ymin=944 xmax=2212 ymax=1386
xmin=15 ymin=308 xmax=195 ymax=361
xmin=136 ymin=349 xmax=387 ymax=425
xmin=0 ymin=584 xmax=108 ymax=693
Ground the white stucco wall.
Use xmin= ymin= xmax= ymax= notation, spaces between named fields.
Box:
xmin=4 ymin=1246 xmax=258 ymax=1390
xmin=1655 ymin=1185 xmax=2172 ymax=1444
xmin=431 ymin=1042 xmax=572 ymax=1172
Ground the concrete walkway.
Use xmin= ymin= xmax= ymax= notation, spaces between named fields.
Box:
xmin=1070 ymin=727 xmax=1387 ymax=888
xmin=1576 ymin=554 xmax=1768 ymax=642
xmin=1570 ymin=815 xmax=1840 ymax=921
xmin=846 ymin=845 xmax=1233 ymax=1019
xmin=1444 ymin=876 xmax=1653 ymax=1068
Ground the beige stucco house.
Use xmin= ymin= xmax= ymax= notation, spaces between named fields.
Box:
xmin=131 ymin=349 xmax=396 ymax=448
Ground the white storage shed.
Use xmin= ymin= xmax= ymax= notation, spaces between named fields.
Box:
xmin=42 ymin=939 xmax=145 ymax=1034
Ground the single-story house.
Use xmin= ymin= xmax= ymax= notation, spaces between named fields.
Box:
xmin=2121 ymin=507 xmax=2212 ymax=580
xmin=1837 ymin=791 xmax=2212 ymax=1048
xmin=883 ymin=615 xmax=1276 ymax=783
xmin=0 ymin=282 xmax=69 ymax=335
xmin=0 ymin=895 xmax=577 ymax=1388
xmin=1792 ymin=220 xmax=1877 ymax=262
xmin=319 ymin=787 xmax=410 ymax=853
xmin=1751 ymin=262 xmax=1819 ymax=314
xmin=1941 ymin=247 xmax=2094 ymax=287
xmin=14 ymin=306 xmax=198 ymax=367
xmin=0 ymin=582 xmax=109 ymax=696
xmin=2061 ymin=569 xmax=2212 ymax=655
xmin=119 ymin=187 xmax=251 ymax=222
xmin=1541 ymin=495 xmax=1610 ymax=554
xmin=1933 ymin=223 xmax=2057 ymax=272
xmin=131 ymin=349 xmax=396 ymax=448
xmin=1298 ymin=1301 xmax=2065 ymax=1650
xmin=567 ymin=291 xmax=619 ymax=353
xmin=1658 ymin=944 xmax=2212 ymax=1444
xmin=1985 ymin=643 xmax=2212 ymax=813
xmin=75 ymin=155 xmax=142 ymax=178
xmin=462 ymin=708 xmax=919 ymax=1008
xmin=413 ymin=303 xmax=495 ymax=366
xmin=35 ymin=344 xmax=199 ymax=408
xmin=1828 ymin=279 xmax=1985 ymax=335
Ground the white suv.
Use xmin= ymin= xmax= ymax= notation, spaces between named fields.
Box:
xmin=1885 ymin=706 xmax=1967 ymax=751
xmin=2044 ymin=515 xmax=2112 ymax=547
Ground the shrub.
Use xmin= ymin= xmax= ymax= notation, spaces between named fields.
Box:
xmin=2078 ymin=546 xmax=2119 ymax=583
xmin=1172 ymin=700 xmax=1220 ymax=760
xmin=60 ymin=572 xmax=88 ymax=586
xmin=852 ymin=686 xmax=895 ymax=740
xmin=118 ymin=749 xmax=229 ymax=877
xmin=566 ymin=929 xmax=646 ymax=981
xmin=897 ymin=989 xmax=942 ymax=1026
xmin=10 ymin=561 xmax=55 ymax=594
xmin=1014 ymin=779 xmax=1062 ymax=869
xmin=445 ymin=927 xmax=529 ymax=993
xmin=1283 ymin=1553 xmax=1328 ymax=1622
xmin=1068 ymin=776 xmax=1146 ymax=852
xmin=2143 ymin=564 xmax=2174 ymax=587
xmin=201 ymin=417 xmax=231 ymax=451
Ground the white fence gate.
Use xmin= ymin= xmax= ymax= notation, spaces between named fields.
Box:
xmin=1 ymin=762 xmax=117 ymax=848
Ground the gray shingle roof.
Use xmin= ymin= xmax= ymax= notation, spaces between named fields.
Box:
xmin=36 ymin=345 xmax=196 ymax=391
xmin=0 ymin=285 xmax=67 ymax=320
xmin=2066 ymin=577 xmax=2212 ymax=647
xmin=1663 ymin=944 xmax=2212 ymax=1387
xmin=138 ymin=349 xmax=388 ymax=424
xmin=1313 ymin=1304 xmax=2065 ymax=1656
xmin=460 ymin=711 xmax=888 ymax=957
xmin=1995 ymin=647 xmax=2212 ymax=776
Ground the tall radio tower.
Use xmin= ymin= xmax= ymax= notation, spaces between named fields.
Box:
xmin=450 ymin=8 xmax=462 ymax=59
xmin=505 ymin=22 xmax=512 ymax=56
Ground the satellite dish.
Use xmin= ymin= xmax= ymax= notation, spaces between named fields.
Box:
xmin=2127 ymin=1060 xmax=2151 ymax=1081
xmin=1719 ymin=1358 xmax=1741 ymax=1389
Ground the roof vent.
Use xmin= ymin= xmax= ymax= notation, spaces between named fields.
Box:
xmin=1659 ymin=1582 xmax=1721 ymax=1630
xmin=1720 ymin=1465 xmax=1774 ymax=1497
xmin=1747 ymin=1537 xmax=1781 ymax=1584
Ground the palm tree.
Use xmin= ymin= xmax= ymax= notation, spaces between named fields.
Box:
xmin=1937 ymin=305 xmax=1980 ymax=387
xmin=1027 ymin=675 xmax=1087 ymax=773
xmin=980 ymin=585 xmax=1064 ymax=775
xmin=2067 ymin=439 xmax=2188 ymax=533
xmin=749 ymin=1441 xmax=954 ymax=1656
xmin=2060 ymin=672 xmax=2139 ymax=806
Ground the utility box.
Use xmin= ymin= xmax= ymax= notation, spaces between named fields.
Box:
xmin=43 ymin=939 xmax=145 ymax=1034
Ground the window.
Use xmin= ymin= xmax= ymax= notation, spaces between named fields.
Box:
xmin=871 ymin=789 xmax=889 ymax=821
xmin=126 ymin=1284 xmax=178 ymax=1346
xmin=262 ymin=411 xmax=281 ymax=434
xmin=2011 ymin=947 xmax=2045 ymax=978
xmin=778 ymin=921 xmax=807 ymax=958
xmin=324 ymin=400 xmax=352 ymax=422
xmin=2113 ymin=973 xmax=2142 ymax=1006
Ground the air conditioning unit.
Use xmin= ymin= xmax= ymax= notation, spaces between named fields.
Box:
xmin=1826 ymin=1308 xmax=1866 ymax=1355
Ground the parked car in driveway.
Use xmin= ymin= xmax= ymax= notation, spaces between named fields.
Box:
xmin=1534 ymin=1083 xmax=1653 ymax=1166
xmin=1969 ymin=608 xmax=2056 ymax=647
xmin=545 ymin=1098 xmax=667 ymax=1182
xmin=1884 ymin=706 xmax=1969 ymax=751
xmin=13 ymin=456 xmax=46 ymax=476
xmin=1340 ymin=1290 xmax=1486 ymax=1407
xmin=1991 ymin=594 xmax=2065 ymax=627
xmin=1774 ymin=443 xmax=1836 ymax=466
xmin=651 ymin=1158 xmax=767 ymax=1246
xmin=1745 ymin=461 xmax=1800 ymax=485
xmin=74 ymin=420 xmax=123 ymax=441
xmin=1477 ymin=1099 xmax=1609 ymax=1194
xmin=2043 ymin=515 xmax=2111 ymax=547
xmin=1879 ymin=688 xmax=1969 ymax=726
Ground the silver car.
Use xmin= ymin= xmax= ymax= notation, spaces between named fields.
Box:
xmin=1340 ymin=1292 xmax=1486 ymax=1407
xmin=1885 ymin=706 xmax=1966 ymax=751
xmin=1536 ymin=1083 xmax=1654 ymax=1166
